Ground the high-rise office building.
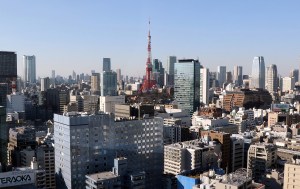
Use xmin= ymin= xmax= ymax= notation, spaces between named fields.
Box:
xmin=103 ymin=58 xmax=111 ymax=72
xmin=280 ymin=77 xmax=295 ymax=92
xmin=40 ymin=77 xmax=50 ymax=92
xmin=116 ymin=68 xmax=122 ymax=82
xmin=174 ymin=59 xmax=201 ymax=115
xmin=251 ymin=56 xmax=265 ymax=89
xmin=233 ymin=66 xmax=243 ymax=86
xmin=217 ymin=66 xmax=226 ymax=87
xmin=152 ymin=59 xmax=165 ymax=87
xmin=101 ymin=71 xmax=117 ymax=96
xmin=226 ymin=71 xmax=233 ymax=84
xmin=200 ymin=67 xmax=209 ymax=105
xmin=0 ymin=83 xmax=8 ymax=107
xmin=0 ymin=51 xmax=17 ymax=92
xmin=54 ymin=112 xmax=163 ymax=188
xmin=23 ymin=55 xmax=36 ymax=86
xmin=166 ymin=56 xmax=177 ymax=86
xmin=51 ymin=70 xmax=55 ymax=79
xmin=266 ymin=64 xmax=278 ymax=93
xmin=91 ymin=73 xmax=100 ymax=95
xmin=0 ymin=106 xmax=7 ymax=169
xmin=290 ymin=69 xmax=299 ymax=83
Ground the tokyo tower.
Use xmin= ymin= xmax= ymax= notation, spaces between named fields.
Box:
xmin=140 ymin=20 xmax=156 ymax=93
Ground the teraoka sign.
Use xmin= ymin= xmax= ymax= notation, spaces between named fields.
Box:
xmin=0 ymin=169 xmax=35 ymax=188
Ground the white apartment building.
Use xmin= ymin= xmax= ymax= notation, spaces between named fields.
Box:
xmin=99 ymin=95 xmax=125 ymax=114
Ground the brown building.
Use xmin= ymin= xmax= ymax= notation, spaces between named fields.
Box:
xmin=200 ymin=131 xmax=230 ymax=170
xmin=222 ymin=89 xmax=272 ymax=112
xmin=268 ymin=112 xmax=300 ymax=127
xmin=198 ymin=107 xmax=222 ymax=118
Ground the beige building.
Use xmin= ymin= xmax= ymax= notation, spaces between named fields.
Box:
xmin=99 ymin=95 xmax=125 ymax=114
xmin=284 ymin=158 xmax=300 ymax=189
xmin=164 ymin=139 xmax=221 ymax=175
xmin=247 ymin=143 xmax=277 ymax=182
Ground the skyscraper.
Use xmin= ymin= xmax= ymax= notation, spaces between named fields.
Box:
xmin=280 ymin=77 xmax=295 ymax=92
xmin=101 ymin=71 xmax=117 ymax=96
xmin=174 ymin=59 xmax=201 ymax=115
xmin=251 ymin=56 xmax=265 ymax=89
xmin=40 ymin=77 xmax=50 ymax=92
xmin=0 ymin=51 xmax=17 ymax=92
xmin=233 ymin=66 xmax=243 ymax=86
xmin=217 ymin=66 xmax=226 ymax=87
xmin=266 ymin=64 xmax=278 ymax=93
xmin=200 ymin=67 xmax=209 ymax=105
xmin=0 ymin=83 xmax=8 ymax=107
xmin=103 ymin=58 xmax=111 ymax=72
xmin=23 ymin=55 xmax=36 ymax=86
xmin=166 ymin=56 xmax=177 ymax=86
xmin=51 ymin=70 xmax=55 ymax=86
xmin=91 ymin=73 xmax=100 ymax=95
xmin=167 ymin=56 xmax=176 ymax=75
xmin=0 ymin=106 xmax=7 ymax=168
xmin=116 ymin=68 xmax=122 ymax=82
xmin=290 ymin=69 xmax=299 ymax=83
xmin=152 ymin=59 xmax=165 ymax=87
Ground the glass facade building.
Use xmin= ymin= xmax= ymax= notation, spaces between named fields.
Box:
xmin=266 ymin=64 xmax=278 ymax=93
xmin=251 ymin=56 xmax=265 ymax=89
xmin=101 ymin=71 xmax=117 ymax=96
xmin=103 ymin=58 xmax=111 ymax=72
xmin=23 ymin=55 xmax=36 ymax=86
xmin=217 ymin=66 xmax=226 ymax=87
xmin=166 ymin=56 xmax=177 ymax=86
xmin=0 ymin=51 xmax=17 ymax=92
xmin=174 ymin=59 xmax=201 ymax=115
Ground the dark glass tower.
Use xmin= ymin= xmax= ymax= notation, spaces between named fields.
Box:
xmin=0 ymin=51 xmax=17 ymax=93
xmin=174 ymin=59 xmax=201 ymax=115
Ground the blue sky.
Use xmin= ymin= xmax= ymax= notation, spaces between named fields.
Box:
xmin=1 ymin=1 xmax=300 ymax=78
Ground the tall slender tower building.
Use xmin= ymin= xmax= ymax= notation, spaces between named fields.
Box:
xmin=200 ymin=68 xmax=209 ymax=105
xmin=167 ymin=56 xmax=177 ymax=86
xmin=217 ymin=66 xmax=226 ymax=87
xmin=101 ymin=71 xmax=117 ymax=96
xmin=251 ymin=56 xmax=265 ymax=89
xmin=174 ymin=59 xmax=201 ymax=115
xmin=266 ymin=64 xmax=278 ymax=93
xmin=233 ymin=66 xmax=243 ymax=86
xmin=23 ymin=55 xmax=36 ymax=86
xmin=103 ymin=58 xmax=111 ymax=72
xmin=140 ymin=21 xmax=156 ymax=92
xmin=290 ymin=69 xmax=299 ymax=83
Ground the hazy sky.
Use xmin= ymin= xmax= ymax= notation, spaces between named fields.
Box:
xmin=1 ymin=1 xmax=300 ymax=78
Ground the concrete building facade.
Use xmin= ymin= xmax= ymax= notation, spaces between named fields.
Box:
xmin=54 ymin=112 xmax=163 ymax=189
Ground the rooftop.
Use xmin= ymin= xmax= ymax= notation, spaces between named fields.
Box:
xmin=86 ymin=171 xmax=119 ymax=182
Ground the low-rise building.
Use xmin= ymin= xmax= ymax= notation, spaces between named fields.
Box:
xmin=164 ymin=139 xmax=221 ymax=175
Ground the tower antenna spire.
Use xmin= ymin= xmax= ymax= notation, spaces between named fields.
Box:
xmin=140 ymin=18 xmax=156 ymax=93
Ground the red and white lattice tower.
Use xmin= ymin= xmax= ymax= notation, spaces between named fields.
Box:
xmin=140 ymin=20 xmax=156 ymax=93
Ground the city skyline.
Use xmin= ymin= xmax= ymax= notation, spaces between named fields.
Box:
xmin=1 ymin=1 xmax=300 ymax=78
